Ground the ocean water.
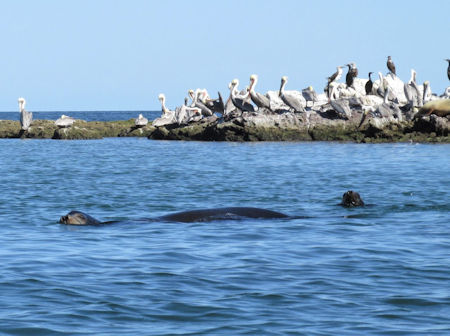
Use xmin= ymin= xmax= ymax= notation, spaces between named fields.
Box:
xmin=0 ymin=111 xmax=160 ymax=122
xmin=0 ymin=138 xmax=449 ymax=335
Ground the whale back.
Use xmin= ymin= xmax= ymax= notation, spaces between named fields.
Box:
xmin=159 ymin=207 xmax=288 ymax=223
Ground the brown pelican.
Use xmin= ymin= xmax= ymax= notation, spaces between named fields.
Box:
xmin=279 ymin=76 xmax=306 ymax=112
xmin=345 ymin=63 xmax=358 ymax=87
xmin=376 ymin=87 xmax=401 ymax=119
xmin=55 ymin=115 xmax=76 ymax=128
xmin=359 ymin=86 xmax=402 ymax=127
xmin=365 ymin=72 xmax=374 ymax=95
xmin=230 ymin=79 xmax=256 ymax=112
xmin=176 ymin=100 xmax=201 ymax=125
xmin=192 ymin=90 xmax=213 ymax=116
xmin=248 ymin=74 xmax=270 ymax=109
xmin=134 ymin=114 xmax=148 ymax=127
xmin=302 ymin=86 xmax=319 ymax=105
xmin=205 ymin=92 xmax=225 ymax=114
xmin=18 ymin=98 xmax=32 ymax=131
xmin=422 ymin=81 xmax=433 ymax=104
xmin=376 ymin=73 xmax=396 ymax=101
xmin=446 ymin=59 xmax=450 ymax=80
xmin=153 ymin=94 xmax=177 ymax=127
xmin=328 ymin=83 xmax=352 ymax=119
xmin=403 ymin=69 xmax=422 ymax=107
xmin=387 ymin=56 xmax=396 ymax=76
xmin=224 ymin=82 xmax=237 ymax=116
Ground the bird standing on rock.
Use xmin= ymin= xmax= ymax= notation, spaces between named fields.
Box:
xmin=345 ymin=63 xmax=358 ymax=87
xmin=328 ymin=66 xmax=344 ymax=84
xmin=279 ymin=76 xmax=306 ymax=113
xmin=365 ymin=72 xmax=373 ymax=95
xmin=18 ymin=98 xmax=33 ymax=131
xmin=387 ymin=56 xmax=396 ymax=76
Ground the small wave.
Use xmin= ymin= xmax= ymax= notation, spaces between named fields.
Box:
xmin=384 ymin=296 xmax=445 ymax=307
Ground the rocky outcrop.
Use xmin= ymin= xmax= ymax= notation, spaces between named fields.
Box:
xmin=1 ymin=107 xmax=449 ymax=142
xmin=148 ymin=107 xmax=450 ymax=143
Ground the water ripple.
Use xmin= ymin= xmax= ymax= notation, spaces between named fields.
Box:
xmin=0 ymin=140 xmax=449 ymax=335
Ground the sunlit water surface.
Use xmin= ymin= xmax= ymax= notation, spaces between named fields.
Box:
xmin=0 ymin=138 xmax=449 ymax=335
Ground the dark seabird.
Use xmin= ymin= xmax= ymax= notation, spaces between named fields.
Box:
xmin=365 ymin=72 xmax=373 ymax=95
xmin=387 ymin=56 xmax=396 ymax=76
xmin=345 ymin=63 xmax=358 ymax=87
xmin=446 ymin=59 xmax=450 ymax=81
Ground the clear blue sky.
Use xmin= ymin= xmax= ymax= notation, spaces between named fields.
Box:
xmin=1 ymin=0 xmax=449 ymax=111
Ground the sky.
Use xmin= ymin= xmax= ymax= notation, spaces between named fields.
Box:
xmin=0 ymin=0 xmax=449 ymax=111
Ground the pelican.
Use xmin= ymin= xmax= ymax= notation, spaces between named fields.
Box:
xmin=248 ymin=74 xmax=270 ymax=109
xmin=345 ymin=63 xmax=358 ymax=87
xmin=18 ymin=98 xmax=32 ymax=131
xmin=302 ymin=86 xmax=319 ymax=106
xmin=376 ymin=73 xmax=395 ymax=101
xmin=279 ymin=76 xmax=306 ymax=112
xmin=191 ymin=90 xmax=213 ymax=116
xmin=365 ymin=72 xmax=374 ymax=95
xmin=230 ymin=79 xmax=256 ymax=112
xmin=176 ymin=100 xmax=201 ymax=125
xmin=387 ymin=56 xmax=396 ymax=76
xmin=422 ymin=81 xmax=432 ymax=104
xmin=224 ymin=82 xmax=237 ymax=116
xmin=205 ymin=92 xmax=225 ymax=114
xmin=134 ymin=113 xmax=148 ymax=127
xmin=153 ymin=94 xmax=177 ymax=127
xmin=359 ymin=86 xmax=402 ymax=127
xmin=445 ymin=59 xmax=450 ymax=80
xmin=379 ymin=86 xmax=402 ymax=119
xmin=328 ymin=82 xmax=352 ymax=119
xmin=327 ymin=66 xmax=344 ymax=84
xmin=55 ymin=114 xmax=76 ymax=128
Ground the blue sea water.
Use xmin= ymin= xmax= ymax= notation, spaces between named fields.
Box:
xmin=0 ymin=135 xmax=449 ymax=334
xmin=0 ymin=111 xmax=160 ymax=122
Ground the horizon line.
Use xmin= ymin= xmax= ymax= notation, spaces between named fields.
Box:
xmin=0 ymin=109 xmax=160 ymax=113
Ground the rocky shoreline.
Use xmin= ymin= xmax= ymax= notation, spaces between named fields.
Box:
xmin=1 ymin=107 xmax=449 ymax=143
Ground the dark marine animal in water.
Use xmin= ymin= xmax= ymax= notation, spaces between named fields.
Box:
xmin=341 ymin=190 xmax=365 ymax=207
xmin=60 ymin=191 xmax=366 ymax=225
xmin=60 ymin=207 xmax=289 ymax=225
